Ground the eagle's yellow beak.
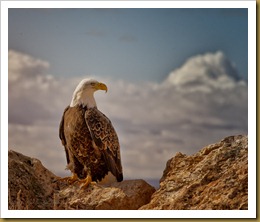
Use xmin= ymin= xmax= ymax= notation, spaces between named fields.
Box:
xmin=95 ymin=82 xmax=108 ymax=93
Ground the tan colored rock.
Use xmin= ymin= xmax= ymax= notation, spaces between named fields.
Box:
xmin=8 ymin=150 xmax=58 ymax=210
xmin=9 ymin=135 xmax=247 ymax=210
xmin=8 ymin=150 xmax=155 ymax=210
xmin=54 ymin=179 xmax=155 ymax=210
xmin=140 ymin=135 xmax=248 ymax=210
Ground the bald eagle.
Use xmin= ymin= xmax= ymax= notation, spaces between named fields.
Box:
xmin=59 ymin=79 xmax=123 ymax=187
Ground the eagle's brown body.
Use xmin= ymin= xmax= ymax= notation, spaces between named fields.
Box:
xmin=59 ymin=104 xmax=123 ymax=182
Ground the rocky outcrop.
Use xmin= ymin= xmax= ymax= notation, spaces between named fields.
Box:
xmin=54 ymin=179 xmax=155 ymax=210
xmin=8 ymin=135 xmax=248 ymax=210
xmin=140 ymin=135 xmax=248 ymax=210
xmin=8 ymin=150 xmax=58 ymax=210
xmin=8 ymin=150 xmax=155 ymax=210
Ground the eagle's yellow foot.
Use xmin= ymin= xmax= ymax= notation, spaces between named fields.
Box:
xmin=58 ymin=173 xmax=78 ymax=184
xmin=78 ymin=175 xmax=96 ymax=189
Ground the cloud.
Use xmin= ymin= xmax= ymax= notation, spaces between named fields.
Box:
xmin=9 ymin=50 xmax=50 ymax=82
xmin=8 ymin=50 xmax=248 ymax=181
xmin=164 ymin=51 xmax=246 ymax=92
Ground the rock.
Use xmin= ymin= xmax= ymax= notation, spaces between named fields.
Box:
xmin=54 ymin=179 xmax=155 ymax=210
xmin=8 ymin=150 xmax=58 ymax=210
xmin=8 ymin=135 xmax=248 ymax=210
xmin=8 ymin=150 xmax=155 ymax=210
xmin=140 ymin=135 xmax=248 ymax=210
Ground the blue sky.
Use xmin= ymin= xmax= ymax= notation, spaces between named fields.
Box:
xmin=8 ymin=8 xmax=248 ymax=82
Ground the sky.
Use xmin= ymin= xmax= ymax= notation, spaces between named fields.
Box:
xmin=8 ymin=7 xmax=249 ymax=185
xmin=8 ymin=8 xmax=248 ymax=82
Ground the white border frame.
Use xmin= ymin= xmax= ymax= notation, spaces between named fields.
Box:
xmin=1 ymin=0 xmax=256 ymax=219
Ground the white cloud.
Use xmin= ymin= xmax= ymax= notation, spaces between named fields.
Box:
xmin=164 ymin=51 xmax=246 ymax=92
xmin=8 ymin=50 xmax=50 ymax=82
xmin=8 ymin=50 xmax=248 ymax=181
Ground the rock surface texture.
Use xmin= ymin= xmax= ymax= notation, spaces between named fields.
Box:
xmin=8 ymin=150 xmax=58 ymax=210
xmin=8 ymin=150 xmax=155 ymax=210
xmin=140 ymin=135 xmax=248 ymax=210
xmin=54 ymin=179 xmax=155 ymax=210
xmin=8 ymin=135 xmax=248 ymax=210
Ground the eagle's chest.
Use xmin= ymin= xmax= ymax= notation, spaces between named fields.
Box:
xmin=64 ymin=107 xmax=105 ymax=174
xmin=64 ymin=107 xmax=92 ymax=146
xmin=65 ymin=107 xmax=86 ymax=131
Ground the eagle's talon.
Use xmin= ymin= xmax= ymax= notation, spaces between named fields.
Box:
xmin=78 ymin=175 xmax=96 ymax=189
xmin=58 ymin=173 xmax=78 ymax=184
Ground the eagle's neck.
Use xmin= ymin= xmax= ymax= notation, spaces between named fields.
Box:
xmin=70 ymin=90 xmax=97 ymax=108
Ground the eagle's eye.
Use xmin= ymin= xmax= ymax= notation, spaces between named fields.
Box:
xmin=90 ymin=82 xmax=96 ymax=86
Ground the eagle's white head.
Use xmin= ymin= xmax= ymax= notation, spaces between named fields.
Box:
xmin=70 ymin=79 xmax=108 ymax=108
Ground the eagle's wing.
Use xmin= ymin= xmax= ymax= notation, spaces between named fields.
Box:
xmin=59 ymin=106 xmax=70 ymax=165
xmin=85 ymin=107 xmax=123 ymax=182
